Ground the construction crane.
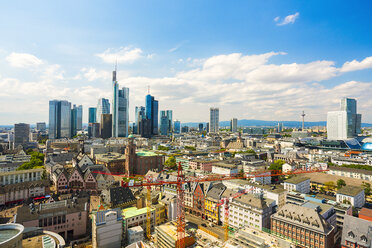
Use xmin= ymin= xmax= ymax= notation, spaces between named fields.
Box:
xmin=216 ymin=187 xmax=255 ymax=241
xmin=93 ymin=166 xmax=328 ymax=248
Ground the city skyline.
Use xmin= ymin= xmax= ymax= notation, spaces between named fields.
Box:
xmin=1 ymin=1 xmax=372 ymax=125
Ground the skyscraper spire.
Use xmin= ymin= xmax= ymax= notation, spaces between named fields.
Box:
xmin=113 ymin=60 xmax=117 ymax=82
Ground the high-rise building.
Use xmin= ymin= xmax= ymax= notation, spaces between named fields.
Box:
xmin=112 ymin=69 xmax=129 ymax=137
xmin=160 ymin=111 xmax=169 ymax=136
xmin=101 ymin=114 xmax=112 ymax=139
xmin=134 ymin=106 xmax=146 ymax=134
xmin=14 ymin=123 xmax=30 ymax=147
xmin=174 ymin=120 xmax=181 ymax=134
xmin=71 ymin=104 xmax=83 ymax=137
xmin=198 ymin=123 xmax=204 ymax=132
xmin=36 ymin=122 xmax=46 ymax=132
xmin=230 ymin=118 xmax=238 ymax=132
xmin=89 ymin=123 xmax=100 ymax=138
xmin=96 ymin=98 xmax=110 ymax=124
xmin=145 ymin=94 xmax=159 ymax=135
xmin=209 ymin=107 xmax=219 ymax=133
xmin=327 ymin=97 xmax=362 ymax=140
xmin=49 ymin=100 xmax=71 ymax=139
xmin=166 ymin=110 xmax=173 ymax=132
xmin=89 ymin=107 xmax=97 ymax=124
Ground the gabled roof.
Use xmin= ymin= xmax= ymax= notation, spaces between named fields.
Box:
xmin=341 ymin=215 xmax=372 ymax=247
xmin=107 ymin=187 xmax=136 ymax=206
xmin=206 ymin=183 xmax=226 ymax=200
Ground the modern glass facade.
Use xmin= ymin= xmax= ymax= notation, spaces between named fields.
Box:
xmin=134 ymin=106 xmax=146 ymax=134
xmin=160 ymin=110 xmax=173 ymax=135
xmin=174 ymin=120 xmax=181 ymax=134
xmin=71 ymin=104 xmax=83 ymax=137
xmin=49 ymin=100 xmax=71 ymax=139
xmin=145 ymin=94 xmax=159 ymax=135
xmin=96 ymin=98 xmax=110 ymax=124
xmin=89 ymin=107 xmax=97 ymax=124
xmin=111 ymin=69 xmax=129 ymax=137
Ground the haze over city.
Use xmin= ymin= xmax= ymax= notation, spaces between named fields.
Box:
xmin=1 ymin=1 xmax=372 ymax=124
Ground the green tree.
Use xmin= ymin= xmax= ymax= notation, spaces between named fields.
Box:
xmin=324 ymin=181 xmax=336 ymax=191
xmin=164 ymin=156 xmax=177 ymax=169
xmin=268 ymin=160 xmax=286 ymax=172
xmin=184 ymin=146 xmax=196 ymax=151
xmin=362 ymin=182 xmax=371 ymax=196
xmin=337 ymin=179 xmax=346 ymax=189
xmin=17 ymin=151 xmax=45 ymax=170
xmin=158 ymin=145 xmax=169 ymax=151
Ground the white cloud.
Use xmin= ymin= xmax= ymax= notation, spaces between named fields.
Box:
xmin=96 ymin=46 xmax=144 ymax=64
xmin=340 ymin=56 xmax=372 ymax=72
xmin=6 ymin=52 xmax=44 ymax=68
xmin=275 ymin=12 xmax=300 ymax=26
xmin=81 ymin=67 xmax=111 ymax=82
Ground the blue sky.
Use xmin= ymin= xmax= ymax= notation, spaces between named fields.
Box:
xmin=1 ymin=0 xmax=372 ymax=124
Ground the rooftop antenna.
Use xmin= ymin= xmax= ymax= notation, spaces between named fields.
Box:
xmin=113 ymin=59 xmax=117 ymax=82
xmin=301 ymin=111 xmax=306 ymax=131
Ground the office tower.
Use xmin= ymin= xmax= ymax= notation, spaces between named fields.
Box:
xmin=146 ymin=94 xmax=159 ymax=135
xmin=71 ymin=104 xmax=83 ymax=137
xmin=112 ymin=68 xmax=129 ymax=137
xmin=134 ymin=106 xmax=146 ymax=134
xmin=36 ymin=122 xmax=46 ymax=132
xmin=49 ymin=100 xmax=72 ymax=139
xmin=174 ymin=120 xmax=181 ymax=134
xmin=160 ymin=111 xmax=170 ymax=135
xmin=100 ymin=114 xmax=112 ymax=139
xmin=198 ymin=123 xmax=204 ymax=132
xmin=327 ymin=97 xmax=362 ymax=140
xmin=209 ymin=107 xmax=219 ymax=133
xmin=230 ymin=118 xmax=238 ymax=132
xmin=277 ymin=122 xmax=283 ymax=133
xmin=89 ymin=107 xmax=97 ymax=123
xmin=89 ymin=123 xmax=100 ymax=138
xmin=166 ymin=110 xmax=173 ymax=132
xmin=139 ymin=118 xmax=152 ymax=138
xmin=181 ymin=126 xmax=189 ymax=133
xmin=14 ymin=123 xmax=30 ymax=147
xmin=206 ymin=122 xmax=209 ymax=133
xmin=96 ymin=98 xmax=110 ymax=124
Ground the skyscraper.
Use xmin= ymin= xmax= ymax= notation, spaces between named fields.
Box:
xmin=160 ymin=110 xmax=173 ymax=135
xmin=49 ymin=100 xmax=71 ymax=139
xmin=209 ymin=107 xmax=219 ymax=133
xmin=71 ymin=104 xmax=83 ymax=137
xmin=36 ymin=122 xmax=46 ymax=132
xmin=14 ymin=123 xmax=30 ymax=147
xmin=96 ymin=98 xmax=110 ymax=124
xmin=174 ymin=120 xmax=181 ymax=134
xmin=112 ymin=68 xmax=129 ymax=137
xmin=145 ymin=94 xmax=159 ymax=135
xmin=166 ymin=110 xmax=173 ymax=132
xmin=100 ymin=114 xmax=112 ymax=139
xmin=89 ymin=107 xmax=97 ymax=123
xmin=198 ymin=123 xmax=204 ymax=132
xmin=230 ymin=118 xmax=238 ymax=132
xmin=134 ymin=106 xmax=146 ymax=134
xmin=327 ymin=97 xmax=362 ymax=140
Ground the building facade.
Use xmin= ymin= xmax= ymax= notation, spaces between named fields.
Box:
xmin=112 ymin=69 xmax=129 ymax=137
xmin=14 ymin=123 xmax=30 ymax=147
xmin=209 ymin=107 xmax=219 ymax=133
xmin=92 ymin=209 xmax=123 ymax=248
xmin=97 ymin=98 xmax=110 ymax=124
xmin=100 ymin=114 xmax=112 ymax=139
xmin=89 ymin=107 xmax=97 ymax=123
xmin=49 ymin=100 xmax=72 ymax=139
xmin=146 ymin=94 xmax=159 ymax=135
xmin=283 ymin=177 xmax=310 ymax=194
xmin=230 ymin=118 xmax=238 ymax=132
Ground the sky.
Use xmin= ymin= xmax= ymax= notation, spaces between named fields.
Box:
xmin=1 ymin=0 xmax=372 ymax=125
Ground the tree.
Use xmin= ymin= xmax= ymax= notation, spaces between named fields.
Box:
xmin=362 ymin=182 xmax=371 ymax=196
xmin=324 ymin=181 xmax=336 ymax=191
xmin=164 ymin=156 xmax=177 ymax=169
xmin=17 ymin=151 xmax=45 ymax=170
xmin=268 ymin=160 xmax=286 ymax=172
xmin=337 ymin=179 xmax=346 ymax=189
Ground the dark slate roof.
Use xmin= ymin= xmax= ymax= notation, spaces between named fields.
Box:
xmin=341 ymin=215 xmax=372 ymax=247
xmin=109 ymin=187 xmax=136 ymax=206
xmin=206 ymin=183 xmax=226 ymax=201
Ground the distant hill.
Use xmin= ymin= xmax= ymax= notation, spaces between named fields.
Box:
xmin=181 ymin=119 xmax=372 ymax=128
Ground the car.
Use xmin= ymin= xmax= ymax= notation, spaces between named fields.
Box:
xmin=201 ymin=223 xmax=207 ymax=227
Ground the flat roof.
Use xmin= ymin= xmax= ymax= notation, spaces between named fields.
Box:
xmin=337 ymin=185 xmax=364 ymax=197
xmin=136 ymin=151 xmax=158 ymax=157
xmin=122 ymin=207 xmax=154 ymax=219
xmin=284 ymin=176 xmax=310 ymax=184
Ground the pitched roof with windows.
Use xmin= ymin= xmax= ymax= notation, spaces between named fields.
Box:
xmin=341 ymin=215 xmax=372 ymax=247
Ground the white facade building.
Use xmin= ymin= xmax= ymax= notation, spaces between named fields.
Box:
xmin=0 ymin=168 xmax=42 ymax=185
xmin=336 ymin=186 xmax=365 ymax=208
xmin=283 ymin=177 xmax=310 ymax=194
xmin=212 ymin=163 xmax=238 ymax=175
xmin=127 ymin=226 xmax=144 ymax=245
xmin=92 ymin=209 xmax=123 ymax=248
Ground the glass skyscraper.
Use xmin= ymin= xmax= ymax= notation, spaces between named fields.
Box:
xmin=160 ymin=110 xmax=173 ymax=135
xmin=112 ymin=69 xmax=129 ymax=137
xmin=145 ymin=94 xmax=159 ymax=135
xmin=89 ymin=107 xmax=97 ymax=123
xmin=134 ymin=106 xmax=146 ymax=134
xmin=174 ymin=120 xmax=181 ymax=134
xmin=97 ymin=98 xmax=110 ymax=124
xmin=71 ymin=104 xmax=83 ymax=137
xmin=49 ymin=100 xmax=71 ymax=139
xmin=327 ymin=97 xmax=362 ymax=140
